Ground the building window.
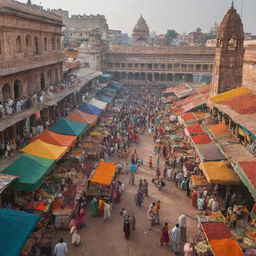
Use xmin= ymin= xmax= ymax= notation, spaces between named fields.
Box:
xmin=16 ymin=36 xmax=22 ymax=53
xmin=44 ymin=37 xmax=47 ymax=52
xmin=34 ymin=37 xmax=39 ymax=55
xmin=57 ymin=38 xmax=60 ymax=50
xmin=26 ymin=35 xmax=31 ymax=48
xmin=51 ymin=38 xmax=55 ymax=50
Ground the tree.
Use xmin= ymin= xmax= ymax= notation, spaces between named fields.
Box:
xmin=165 ymin=30 xmax=179 ymax=42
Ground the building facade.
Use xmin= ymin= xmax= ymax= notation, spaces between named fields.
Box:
xmin=210 ymin=4 xmax=244 ymax=95
xmin=103 ymin=16 xmax=215 ymax=83
xmin=0 ymin=0 xmax=65 ymax=102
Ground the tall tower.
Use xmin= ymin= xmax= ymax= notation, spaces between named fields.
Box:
xmin=210 ymin=3 xmax=244 ymax=95
xmin=132 ymin=15 xmax=149 ymax=45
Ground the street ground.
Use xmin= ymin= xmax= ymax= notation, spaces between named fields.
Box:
xmin=54 ymin=134 xmax=198 ymax=256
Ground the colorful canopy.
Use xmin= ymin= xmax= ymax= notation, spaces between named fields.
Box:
xmin=97 ymin=94 xmax=112 ymax=103
xmin=185 ymin=123 xmax=204 ymax=136
xmin=50 ymin=118 xmax=88 ymax=136
xmin=90 ymin=161 xmax=116 ymax=185
xmin=78 ymin=103 xmax=103 ymax=115
xmin=89 ymin=98 xmax=108 ymax=110
xmin=0 ymin=209 xmax=40 ymax=256
xmin=2 ymin=155 xmax=55 ymax=191
xmin=66 ymin=110 xmax=98 ymax=126
xmin=196 ymin=144 xmax=226 ymax=161
xmin=191 ymin=134 xmax=211 ymax=144
xmin=199 ymin=161 xmax=240 ymax=185
xmin=210 ymin=87 xmax=251 ymax=104
xmin=21 ymin=139 xmax=68 ymax=160
xmin=207 ymin=122 xmax=229 ymax=138
xmin=34 ymin=130 xmax=77 ymax=147
xmin=236 ymin=162 xmax=256 ymax=200
xmin=0 ymin=174 xmax=17 ymax=194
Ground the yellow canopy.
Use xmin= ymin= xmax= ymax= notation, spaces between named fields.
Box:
xmin=210 ymin=87 xmax=251 ymax=104
xmin=90 ymin=161 xmax=116 ymax=185
xmin=21 ymin=139 xmax=68 ymax=160
xmin=90 ymin=131 xmax=104 ymax=136
xmin=199 ymin=161 xmax=240 ymax=185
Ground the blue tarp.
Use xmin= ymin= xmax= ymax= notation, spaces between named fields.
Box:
xmin=103 ymin=87 xmax=117 ymax=95
xmin=97 ymin=94 xmax=112 ymax=103
xmin=78 ymin=103 xmax=103 ymax=115
xmin=109 ymin=83 xmax=124 ymax=89
xmin=0 ymin=209 xmax=40 ymax=256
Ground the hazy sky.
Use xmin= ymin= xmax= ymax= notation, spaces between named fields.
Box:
xmin=19 ymin=0 xmax=256 ymax=35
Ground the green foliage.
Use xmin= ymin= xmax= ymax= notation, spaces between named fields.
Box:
xmin=165 ymin=29 xmax=179 ymax=41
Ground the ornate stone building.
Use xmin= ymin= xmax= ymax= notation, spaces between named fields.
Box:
xmin=0 ymin=0 xmax=65 ymax=102
xmin=103 ymin=15 xmax=215 ymax=83
xmin=243 ymin=44 xmax=256 ymax=90
xmin=132 ymin=15 xmax=149 ymax=45
xmin=210 ymin=4 xmax=244 ymax=95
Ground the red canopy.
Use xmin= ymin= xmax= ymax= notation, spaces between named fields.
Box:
xmin=181 ymin=112 xmax=197 ymax=121
xmin=186 ymin=123 xmax=204 ymax=135
xmin=192 ymin=134 xmax=211 ymax=144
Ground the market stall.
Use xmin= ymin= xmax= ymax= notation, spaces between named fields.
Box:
xmin=199 ymin=161 xmax=241 ymax=185
xmin=50 ymin=118 xmax=89 ymax=136
xmin=89 ymin=97 xmax=108 ymax=110
xmin=195 ymin=143 xmax=227 ymax=161
xmin=0 ymin=209 xmax=40 ymax=256
xmin=66 ymin=109 xmax=98 ymax=126
xmin=78 ymin=103 xmax=104 ymax=116
xmin=34 ymin=130 xmax=77 ymax=147
xmin=20 ymin=139 xmax=68 ymax=160
xmin=87 ymin=161 xmax=116 ymax=200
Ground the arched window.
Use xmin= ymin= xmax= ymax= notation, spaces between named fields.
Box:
xmin=2 ymin=84 xmax=11 ymax=102
xmin=44 ymin=37 xmax=47 ymax=52
xmin=57 ymin=38 xmax=60 ymax=50
xmin=34 ymin=37 xmax=39 ymax=55
xmin=16 ymin=36 xmax=22 ymax=53
xmin=26 ymin=35 xmax=31 ymax=48
xmin=14 ymin=80 xmax=22 ymax=99
xmin=51 ymin=38 xmax=55 ymax=50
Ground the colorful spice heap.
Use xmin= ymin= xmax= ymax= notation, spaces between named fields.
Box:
xmin=201 ymin=222 xmax=232 ymax=241
xmin=181 ymin=112 xmax=197 ymax=121
xmin=238 ymin=162 xmax=256 ymax=189
xmin=222 ymin=94 xmax=256 ymax=115
xmin=210 ymin=239 xmax=243 ymax=256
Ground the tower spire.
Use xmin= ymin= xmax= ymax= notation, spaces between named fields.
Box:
xmin=231 ymin=1 xmax=234 ymax=8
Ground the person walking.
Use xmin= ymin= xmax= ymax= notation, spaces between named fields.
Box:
xmin=149 ymin=156 xmax=153 ymax=168
xmin=171 ymin=224 xmax=181 ymax=255
xmin=160 ymin=222 xmax=170 ymax=246
xmin=143 ymin=179 xmax=148 ymax=197
xmin=155 ymin=200 xmax=161 ymax=224
xmin=54 ymin=238 xmax=67 ymax=256
xmin=104 ymin=201 xmax=111 ymax=221
xmin=123 ymin=215 xmax=131 ymax=240
xmin=147 ymin=205 xmax=155 ymax=230
xmin=90 ymin=197 xmax=98 ymax=217
xmin=184 ymin=242 xmax=194 ymax=256
xmin=178 ymin=214 xmax=187 ymax=242
xmin=70 ymin=225 xmax=81 ymax=246
xmin=156 ymin=168 xmax=161 ymax=179
xmin=135 ymin=189 xmax=143 ymax=207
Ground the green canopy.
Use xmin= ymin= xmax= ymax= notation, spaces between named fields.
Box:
xmin=2 ymin=155 xmax=55 ymax=192
xmin=50 ymin=118 xmax=88 ymax=136
xmin=0 ymin=209 xmax=40 ymax=256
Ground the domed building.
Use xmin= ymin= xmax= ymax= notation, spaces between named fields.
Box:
xmin=132 ymin=15 xmax=149 ymax=45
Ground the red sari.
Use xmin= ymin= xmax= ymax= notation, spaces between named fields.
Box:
xmin=160 ymin=226 xmax=170 ymax=245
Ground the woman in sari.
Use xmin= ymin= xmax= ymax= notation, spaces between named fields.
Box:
xmin=98 ymin=199 xmax=105 ymax=217
xmin=149 ymin=156 xmax=153 ymax=169
xmin=90 ymin=197 xmax=98 ymax=217
xmin=160 ymin=222 xmax=170 ymax=246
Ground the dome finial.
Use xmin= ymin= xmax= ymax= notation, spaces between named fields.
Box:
xmin=231 ymin=1 xmax=234 ymax=8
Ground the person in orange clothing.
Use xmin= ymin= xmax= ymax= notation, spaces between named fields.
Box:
xmin=149 ymin=156 xmax=153 ymax=169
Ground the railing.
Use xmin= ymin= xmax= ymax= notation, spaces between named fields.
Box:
xmin=0 ymin=52 xmax=66 ymax=76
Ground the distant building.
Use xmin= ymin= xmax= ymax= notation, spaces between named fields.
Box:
xmin=108 ymin=30 xmax=130 ymax=45
xmin=185 ymin=28 xmax=207 ymax=46
xmin=51 ymin=9 xmax=109 ymax=47
xmin=132 ymin=15 xmax=149 ymax=45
